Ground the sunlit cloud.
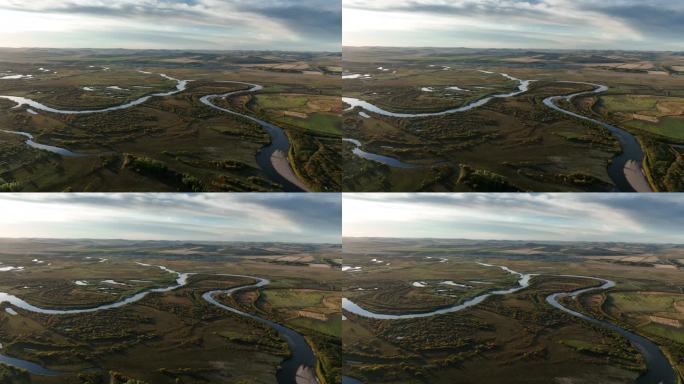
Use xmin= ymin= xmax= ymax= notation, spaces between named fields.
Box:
xmin=0 ymin=0 xmax=341 ymax=51
xmin=343 ymin=0 xmax=683 ymax=50
xmin=343 ymin=193 xmax=684 ymax=243
xmin=0 ymin=193 xmax=341 ymax=243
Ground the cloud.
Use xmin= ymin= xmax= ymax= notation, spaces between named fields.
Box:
xmin=344 ymin=0 xmax=683 ymax=50
xmin=237 ymin=1 xmax=341 ymax=41
xmin=345 ymin=0 xmax=552 ymax=19
xmin=0 ymin=0 xmax=341 ymax=50
xmin=343 ymin=193 xmax=684 ymax=243
xmin=0 ymin=193 xmax=341 ymax=243
xmin=587 ymin=2 xmax=684 ymax=37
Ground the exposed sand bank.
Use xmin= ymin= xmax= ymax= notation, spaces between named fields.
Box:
xmin=271 ymin=150 xmax=311 ymax=192
xmin=624 ymin=160 xmax=653 ymax=192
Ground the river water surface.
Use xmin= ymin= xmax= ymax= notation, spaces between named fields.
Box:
xmin=342 ymin=263 xmax=533 ymax=320
xmin=342 ymin=72 xmax=532 ymax=118
xmin=202 ymin=276 xmax=319 ymax=384
xmin=0 ymin=74 xmax=187 ymax=115
xmin=342 ymin=138 xmax=416 ymax=168
xmin=546 ymin=275 xmax=677 ymax=384
xmin=199 ymin=82 xmax=307 ymax=192
xmin=0 ymin=130 xmax=83 ymax=157
xmin=542 ymin=82 xmax=650 ymax=192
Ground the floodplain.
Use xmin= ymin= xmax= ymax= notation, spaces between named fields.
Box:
xmin=342 ymin=238 xmax=684 ymax=384
xmin=0 ymin=238 xmax=342 ymax=384
xmin=343 ymin=48 xmax=684 ymax=192
xmin=0 ymin=48 xmax=342 ymax=192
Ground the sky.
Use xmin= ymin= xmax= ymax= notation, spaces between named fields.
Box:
xmin=343 ymin=193 xmax=684 ymax=244
xmin=0 ymin=193 xmax=341 ymax=243
xmin=0 ymin=0 xmax=341 ymax=51
xmin=344 ymin=0 xmax=684 ymax=51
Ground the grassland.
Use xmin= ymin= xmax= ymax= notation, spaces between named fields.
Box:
xmin=250 ymin=94 xmax=342 ymax=136
xmin=0 ymin=48 xmax=341 ymax=192
xmin=599 ymin=291 xmax=684 ymax=376
xmin=216 ymin=282 xmax=343 ymax=383
xmin=0 ymin=238 xmax=342 ymax=384
xmin=342 ymin=238 xmax=684 ymax=383
xmin=343 ymin=47 xmax=684 ymax=192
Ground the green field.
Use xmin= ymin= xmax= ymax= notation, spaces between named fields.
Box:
xmin=600 ymin=95 xmax=660 ymax=111
xmin=253 ymin=93 xmax=342 ymax=136
xmin=608 ymin=292 xmax=683 ymax=313
xmin=291 ymin=315 xmax=342 ymax=338
xmin=626 ymin=117 xmax=684 ymax=140
xmin=262 ymin=289 xmax=329 ymax=308
xmin=278 ymin=112 xmax=342 ymax=135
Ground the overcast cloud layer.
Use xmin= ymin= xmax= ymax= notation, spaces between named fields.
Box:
xmin=0 ymin=0 xmax=341 ymax=51
xmin=344 ymin=193 xmax=684 ymax=243
xmin=0 ymin=193 xmax=341 ymax=243
xmin=344 ymin=0 xmax=684 ymax=50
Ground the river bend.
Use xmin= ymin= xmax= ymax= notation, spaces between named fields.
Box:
xmin=546 ymin=275 xmax=676 ymax=384
xmin=542 ymin=82 xmax=650 ymax=192
xmin=199 ymin=82 xmax=308 ymax=192
xmin=202 ymin=276 xmax=319 ymax=384
xmin=342 ymin=263 xmax=534 ymax=320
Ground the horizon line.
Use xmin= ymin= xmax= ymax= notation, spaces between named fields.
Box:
xmin=341 ymin=236 xmax=683 ymax=246
xmin=0 ymin=236 xmax=340 ymax=246
xmin=342 ymin=45 xmax=683 ymax=54
xmin=0 ymin=46 xmax=342 ymax=54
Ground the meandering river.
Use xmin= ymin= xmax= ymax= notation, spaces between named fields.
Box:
xmin=199 ymin=82 xmax=308 ymax=192
xmin=342 ymin=138 xmax=416 ymax=168
xmin=0 ymin=265 xmax=318 ymax=384
xmin=344 ymin=72 xmax=652 ymax=192
xmin=342 ymin=263 xmax=677 ymax=384
xmin=542 ymin=82 xmax=650 ymax=192
xmin=202 ymin=276 xmax=319 ymax=384
xmin=0 ymin=74 xmax=188 ymax=115
xmin=342 ymin=72 xmax=532 ymax=118
xmin=0 ymin=73 xmax=307 ymax=191
xmin=547 ymin=275 xmax=677 ymax=384
xmin=0 ymin=130 xmax=83 ymax=157
xmin=342 ymin=263 xmax=534 ymax=320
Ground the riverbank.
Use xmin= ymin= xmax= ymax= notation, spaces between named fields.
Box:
xmin=345 ymin=75 xmax=654 ymax=192
xmin=546 ymin=275 xmax=677 ymax=384
xmin=343 ymin=263 xmax=533 ymax=319
xmin=0 ymin=130 xmax=84 ymax=157
xmin=202 ymin=276 xmax=319 ymax=384
xmin=199 ymin=82 xmax=307 ymax=192
xmin=625 ymin=160 xmax=653 ymax=192
xmin=272 ymin=150 xmax=311 ymax=192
